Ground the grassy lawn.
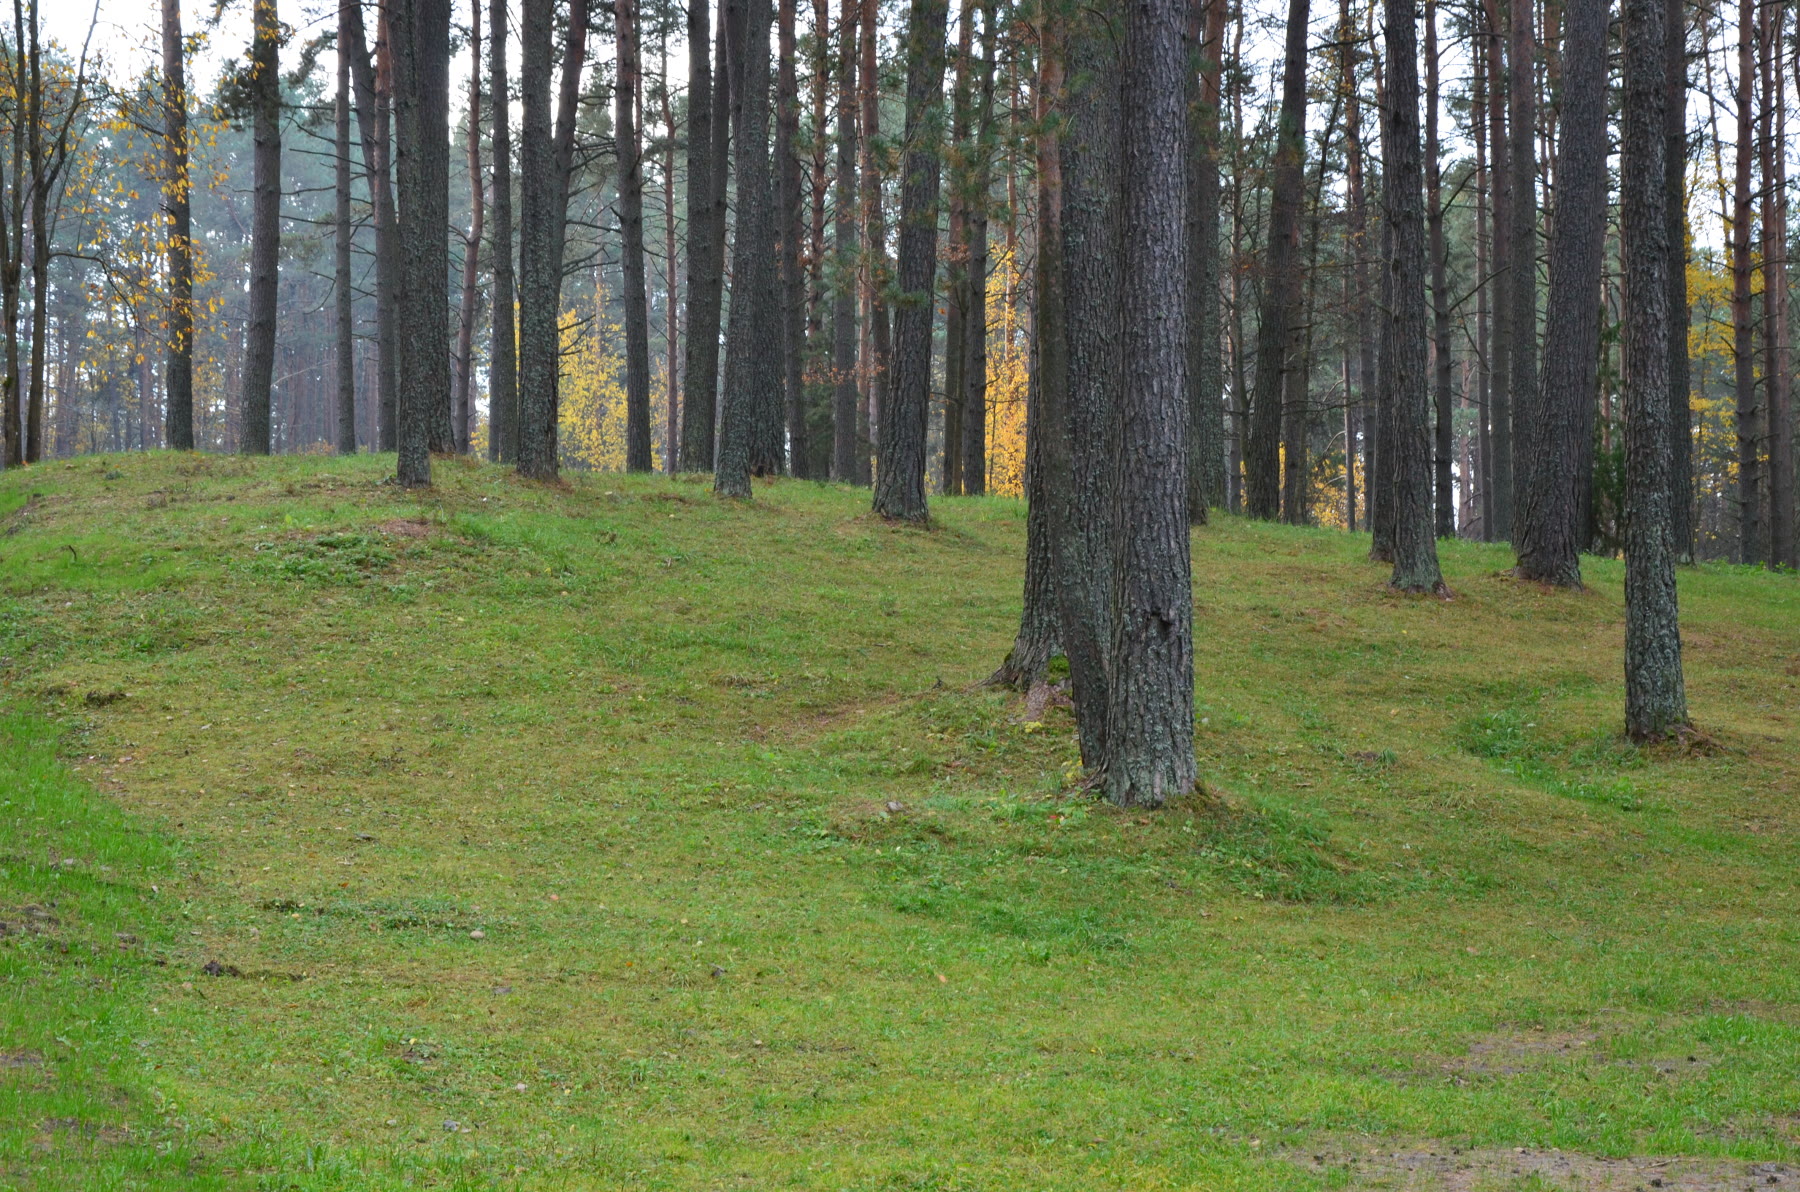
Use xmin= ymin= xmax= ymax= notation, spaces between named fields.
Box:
xmin=2 ymin=451 xmax=1797 ymax=1190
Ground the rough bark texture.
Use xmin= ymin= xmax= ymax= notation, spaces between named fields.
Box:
xmin=941 ymin=2 xmax=973 ymax=496
xmin=1730 ymin=0 xmax=1760 ymax=563
xmin=392 ymin=0 xmax=451 ymax=485
xmin=1515 ymin=0 xmax=1606 ymax=586
xmin=1485 ymin=0 xmax=1513 ymax=541
xmin=1382 ymin=0 xmax=1445 ymax=594
xmin=1245 ymin=0 xmax=1309 ymax=520
xmin=618 ymin=0 xmax=655 ymax=472
xmin=1620 ymin=0 xmax=1689 ymax=740
xmin=776 ymin=0 xmax=809 ymax=477
xmin=960 ymin=7 xmax=995 ymax=497
xmin=871 ymin=0 xmax=950 ymax=521
xmin=487 ymin=0 xmax=517 ymax=461
xmin=1505 ymin=0 xmax=1538 ymax=545
xmin=1664 ymin=0 xmax=1692 ymax=557
xmin=335 ymin=34 xmax=357 ymax=455
xmin=1340 ymin=0 xmax=1369 ymax=530
xmin=680 ymin=0 xmax=722 ymax=472
xmin=830 ymin=0 xmax=860 ymax=480
xmin=163 ymin=0 xmax=195 ymax=450
xmin=716 ymin=0 xmax=782 ymax=497
xmin=342 ymin=0 xmax=401 ymax=452
xmin=1426 ymin=0 xmax=1453 ymax=537
xmin=1186 ymin=0 xmax=1227 ymax=521
xmin=454 ymin=3 xmax=483 ymax=455
xmin=1762 ymin=0 xmax=1793 ymax=569
xmin=240 ymin=0 xmax=281 ymax=457
xmin=1104 ymin=0 xmax=1195 ymax=807
xmin=858 ymin=0 xmax=888 ymax=484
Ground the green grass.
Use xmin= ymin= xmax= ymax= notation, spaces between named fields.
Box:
xmin=2 ymin=450 xmax=1798 ymax=1190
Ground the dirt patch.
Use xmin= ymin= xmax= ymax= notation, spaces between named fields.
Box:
xmin=0 ymin=905 xmax=60 ymax=939
xmin=1295 ymin=1146 xmax=1797 ymax=1190
xmin=1 ymin=1050 xmax=44 ymax=1068
xmin=375 ymin=518 xmax=435 ymax=539
xmin=1443 ymin=1029 xmax=1600 ymax=1077
xmin=36 ymin=1118 xmax=131 ymax=1146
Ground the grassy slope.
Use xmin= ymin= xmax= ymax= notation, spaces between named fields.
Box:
xmin=0 ymin=451 xmax=1797 ymax=1191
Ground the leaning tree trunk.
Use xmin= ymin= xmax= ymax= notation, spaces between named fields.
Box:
xmin=1186 ymin=0 xmax=1228 ymax=520
xmin=1620 ymin=0 xmax=1689 ymax=739
xmin=392 ymin=0 xmax=451 ymax=486
xmin=830 ymin=0 xmax=860 ymax=480
xmin=488 ymin=0 xmax=518 ymax=461
xmin=1382 ymin=0 xmax=1445 ymax=594
xmin=453 ymin=2 xmax=483 ymax=455
xmin=1245 ymin=0 xmax=1309 ymax=520
xmin=335 ymin=32 xmax=358 ymax=455
xmin=1730 ymin=0 xmax=1760 ymax=563
xmin=871 ymin=0 xmax=951 ymax=521
xmin=618 ymin=0 xmax=655 ymax=472
xmin=241 ymin=0 xmax=281 ymax=456
xmin=680 ymin=0 xmax=723 ymax=472
xmin=1504 ymin=0 xmax=1538 ymax=545
xmin=163 ymin=0 xmax=195 ymax=450
xmin=1104 ymin=0 xmax=1195 ymax=807
xmin=1514 ymin=0 xmax=1606 ymax=586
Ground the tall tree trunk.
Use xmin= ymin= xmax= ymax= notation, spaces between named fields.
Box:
xmin=454 ymin=2 xmax=484 ymax=455
xmin=1383 ymin=0 xmax=1445 ymax=593
xmin=1245 ymin=0 xmax=1309 ymax=519
xmin=341 ymin=0 xmax=401 ymax=451
xmin=240 ymin=0 xmax=281 ymax=456
xmin=1426 ymin=0 xmax=1453 ymax=537
xmin=776 ymin=0 xmax=809 ymax=476
xmin=716 ymin=0 xmax=784 ymax=495
xmin=1664 ymin=0 xmax=1692 ymax=556
xmin=1515 ymin=0 xmax=1606 ymax=585
xmin=618 ymin=0 xmax=654 ymax=472
xmin=1340 ymin=0 xmax=1368 ymax=531
xmin=941 ymin=1 xmax=972 ymax=496
xmin=1762 ymin=0 xmax=1793 ymax=568
xmin=660 ymin=37 xmax=681 ymax=474
xmin=0 ymin=25 xmax=18 ymax=471
xmin=488 ymin=0 xmax=518 ymax=461
xmin=1485 ymin=0 xmax=1513 ymax=541
xmin=857 ymin=0 xmax=889 ymax=485
xmin=1104 ymin=0 xmax=1194 ymax=806
xmin=870 ymin=0 xmax=951 ymax=521
xmin=1505 ymin=0 xmax=1539 ymax=544
xmin=680 ymin=0 xmax=722 ymax=471
xmin=392 ymin=0 xmax=452 ymax=485
xmin=1474 ymin=25 xmax=1494 ymax=540
xmin=163 ymin=0 xmax=195 ymax=451
xmin=1187 ymin=0 xmax=1228 ymax=519
xmin=959 ymin=0 xmax=996 ymax=496
xmin=1620 ymin=0 xmax=1688 ymax=738
xmin=336 ymin=28 xmax=358 ymax=455
xmin=1731 ymin=0 xmax=1760 ymax=563
xmin=830 ymin=0 xmax=860 ymax=480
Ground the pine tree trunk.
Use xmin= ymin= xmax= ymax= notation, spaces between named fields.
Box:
xmin=1505 ymin=0 xmax=1539 ymax=544
xmin=660 ymin=38 xmax=682 ymax=474
xmin=1620 ymin=0 xmax=1689 ymax=739
xmin=1340 ymin=0 xmax=1368 ymax=531
xmin=1731 ymin=0 xmax=1761 ymax=563
xmin=163 ymin=0 xmax=195 ymax=451
xmin=488 ymin=0 xmax=518 ymax=461
xmin=336 ymin=33 xmax=358 ymax=455
xmin=1426 ymin=0 xmax=1453 ymax=537
xmin=960 ymin=1 xmax=996 ymax=497
xmin=392 ymin=0 xmax=452 ymax=485
xmin=776 ymin=0 xmax=809 ymax=476
xmin=1245 ymin=0 xmax=1309 ymax=520
xmin=1474 ymin=28 xmax=1494 ymax=540
xmin=454 ymin=4 xmax=483 ymax=455
xmin=871 ymin=0 xmax=951 ymax=521
xmin=857 ymin=0 xmax=889 ymax=484
xmin=1515 ymin=0 xmax=1606 ymax=585
xmin=680 ymin=0 xmax=722 ymax=472
xmin=1664 ymin=0 xmax=1692 ymax=557
xmin=941 ymin=1 xmax=974 ymax=496
xmin=241 ymin=0 xmax=281 ymax=456
xmin=1187 ymin=0 xmax=1228 ymax=520
xmin=619 ymin=0 xmax=655 ymax=472
xmin=1485 ymin=0 xmax=1513 ymax=541
xmin=830 ymin=0 xmax=860 ymax=480
xmin=1383 ymin=0 xmax=1445 ymax=594
xmin=1761 ymin=0 xmax=1793 ymax=569
xmin=342 ymin=2 xmax=401 ymax=451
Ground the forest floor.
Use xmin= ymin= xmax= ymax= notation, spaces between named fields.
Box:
xmin=1 ymin=453 xmax=1797 ymax=1191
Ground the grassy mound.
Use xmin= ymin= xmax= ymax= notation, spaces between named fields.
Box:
xmin=1 ymin=452 xmax=1797 ymax=1190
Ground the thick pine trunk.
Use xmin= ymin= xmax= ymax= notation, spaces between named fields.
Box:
xmin=618 ymin=0 xmax=655 ymax=472
xmin=335 ymin=33 xmax=358 ymax=455
xmin=1730 ymin=0 xmax=1760 ymax=563
xmin=1515 ymin=0 xmax=1606 ymax=585
xmin=163 ymin=0 xmax=195 ymax=450
xmin=1382 ymin=0 xmax=1445 ymax=593
xmin=960 ymin=4 xmax=995 ymax=497
xmin=392 ymin=0 xmax=451 ymax=485
xmin=830 ymin=0 xmax=860 ymax=480
xmin=1762 ymin=0 xmax=1794 ymax=569
xmin=241 ymin=0 xmax=281 ymax=456
xmin=1620 ymin=0 xmax=1688 ymax=739
xmin=488 ymin=0 xmax=517 ymax=461
xmin=1245 ymin=0 xmax=1309 ymax=520
xmin=680 ymin=0 xmax=722 ymax=472
xmin=871 ymin=0 xmax=951 ymax=521
xmin=454 ymin=5 xmax=483 ymax=455
xmin=1187 ymin=0 xmax=1228 ymax=520
xmin=1505 ymin=0 xmax=1538 ymax=544
xmin=1426 ymin=0 xmax=1453 ymax=537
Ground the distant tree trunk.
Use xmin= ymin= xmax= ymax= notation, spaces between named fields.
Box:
xmin=1730 ymin=0 xmax=1760 ymax=563
xmin=1761 ymin=0 xmax=1793 ymax=569
xmin=1473 ymin=27 xmax=1494 ymax=539
xmin=941 ymin=1 xmax=973 ymax=497
xmin=1515 ymin=0 xmax=1606 ymax=585
xmin=659 ymin=38 xmax=681 ymax=474
xmin=488 ymin=0 xmax=518 ymax=461
xmin=1382 ymin=0 xmax=1444 ymax=593
xmin=336 ymin=31 xmax=358 ymax=455
xmin=618 ymin=0 xmax=654 ymax=472
xmin=454 ymin=2 xmax=484 ymax=455
xmin=1505 ymin=0 xmax=1538 ymax=544
xmin=517 ymin=0 xmax=589 ymax=480
xmin=680 ymin=0 xmax=721 ymax=472
xmin=1425 ymin=0 xmax=1453 ymax=537
xmin=716 ymin=0 xmax=783 ymax=496
xmin=1245 ymin=0 xmax=1309 ymax=519
xmin=1340 ymin=0 xmax=1369 ymax=531
xmin=776 ymin=0 xmax=809 ymax=476
xmin=1664 ymin=0 xmax=1692 ymax=557
xmin=1103 ymin=0 xmax=1194 ymax=806
xmin=960 ymin=0 xmax=996 ymax=497
xmin=871 ymin=0 xmax=951 ymax=521
xmin=1485 ymin=0 xmax=1513 ymax=541
xmin=1620 ymin=0 xmax=1688 ymax=739
xmin=858 ymin=0 xmax=889 ymax=484
xmin=830 ymin=0 xmax=860 ymax=480
xmin=163 ymin=0 xmax=195 ymax=451
xmin=392 ymin=0 xmax=452 ymax=485
xmin=342 ymin=0 xmax=401 ymax=451
xmin=240 ymin=0 xmax=281 ymax=456
xmin=1186 ymin=0 xmax=1227 ymax=520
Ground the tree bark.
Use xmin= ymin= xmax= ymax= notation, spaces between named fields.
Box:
xmin=392 ymin=0 xmax=451 ymax=485
xmin=240 ymin=0 xmax=281 ymax=456
xmin=1187 ymin=0 xmax=1228 ymax=520
xmin=1515 ymin=0 xmax=1606 ymax=585
xmin=1426 ymin=0 xmax=1453 ymax=537
xmin=1340 ymin=0 xmax=1370 ymax=531
xmin=454 ymin=1 xmax=483 ymax=455
xmin=870 ymin=0 xmax=950 ymax=521
xmin=336 ymin=25 xmax=358 ymax=455
xmin=1245 ymin=0 xmax=1309 ymax=519
xmin=1761 ymin=0 xmax=1793 ymax=569
xmin=858 ymin=0 xmax=889 ymax=485
xmin=618 ymin=0 xmax=654 ymax=472
xmin=1505 ymin=0 xmax=1539 ymax=544
xmin=1664 ymin=0 xmax=1691 ymax=557
xmin=1620 ymin=0 xmax=1688 ymax=739
xmin=776 ymin=0 xmax=809 ymax=476
xmin=1383 ymin=0 xmax=1445 ymax=593
xmin=941 ymin=0 xmax=972 ymax=496
xmin=959 ymin=0 xmax=996 ymax=496
xmin=680 ymin=0 xmax=723 ymax=472
xmin=488 ymin=0 xmax=517 ymax=461
xmin=830 ymin=0 xmax=860 ymax=480
xmin=1485 ymin=0 xmax=1513 ymax=541
xmin=163 ymin=0 xmax=195 ymax=451
xmin=1730 ymin=0 xmax=1760 ymax=563
xmin=341 ymin=0 xmax=400 ymax=451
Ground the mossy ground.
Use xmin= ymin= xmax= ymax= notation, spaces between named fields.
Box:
xmin=1 ymin=452 xmax=1797 ymax=1190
